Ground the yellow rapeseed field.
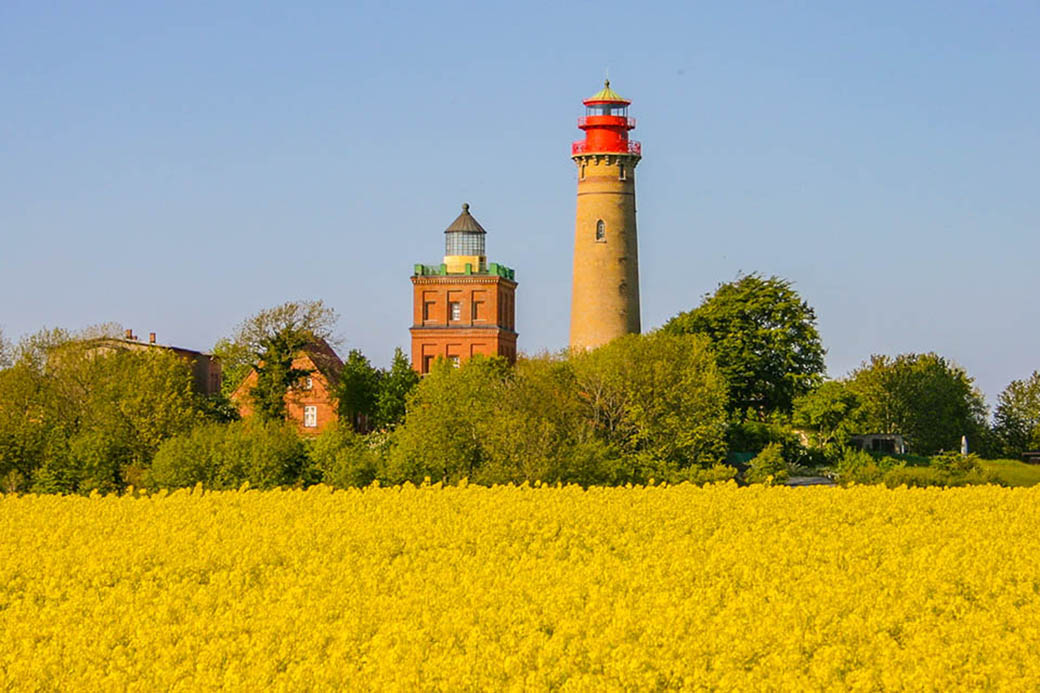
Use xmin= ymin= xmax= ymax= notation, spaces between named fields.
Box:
xmin=2 ymin=483 xmax=1039 ymax=691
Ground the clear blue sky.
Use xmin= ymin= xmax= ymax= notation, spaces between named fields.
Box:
xmin=2 ymin=1 xmax=1037 ymax=404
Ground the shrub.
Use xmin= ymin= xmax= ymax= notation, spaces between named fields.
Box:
xmin=881 ymin=466 xmax=1001 ymax=489
xmin=834 ymin=448 xmax=900 ymax=485
xmin=306 ymin=424 xmax=381 ymax=488
xmin=930 ymin=451 xmax=982 ymax=474
xmin=836 ymin=448 xmax=1002 ymax=488
xmin=727 ymin=420 xmax=815 ymax=468
xmin=150 ymin=421 xmax=305 ymax=490
xmin=667 ymin=464 xmax=739 ymax=485
xmin=745 ymin=443 xmax=789 ymax=485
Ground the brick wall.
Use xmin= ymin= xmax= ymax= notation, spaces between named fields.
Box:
xmin=410 ymin=274 xmax=518 ymax=373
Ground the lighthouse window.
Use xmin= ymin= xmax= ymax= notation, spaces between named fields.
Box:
xmin=586 ymin=105 xmax=628 ymax=117
xmin=595 ymin=220 xmax=605 ymax=242
xmin=618 ymin=163 xmax=626 ymax=181
xmin=445 ymin=232 xmax=485 ymax=257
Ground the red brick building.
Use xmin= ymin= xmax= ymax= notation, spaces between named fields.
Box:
xmin=410 ymin=204 xmax=517 ymax=374
xmin=230 ymin=339 xmax=343 ymax=433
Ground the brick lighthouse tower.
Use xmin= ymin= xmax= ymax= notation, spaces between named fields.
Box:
xmin=410 ymin=204 xmax=518 ymax=374
xmin=569 ymin=80 xmax=642 ymax=350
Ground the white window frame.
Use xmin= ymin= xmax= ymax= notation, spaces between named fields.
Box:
xmin=303 ymin=405 xmax=318 ymax=428
xmin=449 ymin=302 xmax=462 ymax=321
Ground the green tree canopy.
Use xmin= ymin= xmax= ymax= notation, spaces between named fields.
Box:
xmin=0 ymin=327 xmax=12 ymax=369
xmin=0 ymin=329 xmax=208 ymax=493
xmin=662 ymin=273 xmax=825 ymax=420
xmin=150 ymin=420 xmax=306 ymax=490
xmin=373 ymin=347 xmax=419 ymax=429
xmin=846 ymin=353 xmax=988 ymax=455
xmin=387 ymin=355 xmax=509 ymax=483
xmin=570 ymin=332 xmax=729 ymax=468
xmin=992 ymin=372 xmax=1040 ymax=457
xmin=792 ymin=380 xmax=861 ymax=452
xmin=336 ymin=349 xmax=381 ymax=432
xmin=388 ymin=333 xmax=730 ymax=485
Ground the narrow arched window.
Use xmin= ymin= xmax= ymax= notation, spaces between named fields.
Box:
xmin=595 ymin=220 xmax=605 ymax=242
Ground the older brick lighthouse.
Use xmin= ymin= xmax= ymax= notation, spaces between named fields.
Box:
xmin=410 ymin=204 xmax=518 ymax=374
xmin=570 ymin=80 xmax=642 ymax=350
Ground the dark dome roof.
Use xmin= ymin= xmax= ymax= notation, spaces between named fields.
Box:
xmin=444 ymin=203 xmax=487 ymax=234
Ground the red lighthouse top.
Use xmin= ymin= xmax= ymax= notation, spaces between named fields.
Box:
xmin=572 ymin=80 xmax=641 ymax=157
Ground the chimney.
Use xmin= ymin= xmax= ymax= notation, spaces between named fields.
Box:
xmin=149 ymin=332 xmax=156 ymax=344
xmin=124 ymin=329 xmax=133 ymax=340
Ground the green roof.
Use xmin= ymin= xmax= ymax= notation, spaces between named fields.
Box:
xmin=585 ymin=79 xmax=629 ymax=104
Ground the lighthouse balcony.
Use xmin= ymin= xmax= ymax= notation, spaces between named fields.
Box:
xmin=571 ymin=140 xmax=642 ymax=156
xmin=577 ymin=115 xmax=636 ymax=129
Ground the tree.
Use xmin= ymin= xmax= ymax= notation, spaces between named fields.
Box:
xmin=387 ymin=355 xmax=509 ymax=483
xmin=386 ymin=335 xmax=730 ymax=486
xmin=792 ymin=380 xmax=860 ymax=453
xmin=307 ymin=423 xmax=381 ymax=488
xmin=846 ymin=353 xmax=988 ymax=455
xmin=662 ymin=273 xmax=825 ymax=420
xmin=992 ymin=372 xmax=1040 ymax=457
xmin=570 ymin=332 xmax=729 ymax=469
xmin=336 ymin=349 xmax=381 ymax=432
xmin=211 ymin=337 xmax=253 ymax=399
xmin=476 ymin=354 xmax=605 ymax=485
xmin=150 ymin=420 xmax=306 ymax=490
xmin=373 ymin=347 xmax=419 ymax=429
xmin=220 ymin=300 xmax=338 ymax=422
xmin=0 ymin=327 xmax=12 ymax=369
xmin=0 ymin=328 xmax=208 ymax=493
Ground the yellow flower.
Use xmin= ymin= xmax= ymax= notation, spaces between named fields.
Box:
xmin=0 ymin=484 xmax=1038 ymax=689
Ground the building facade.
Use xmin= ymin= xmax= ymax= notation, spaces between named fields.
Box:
xmin=88 ymin=329 xmax=222 ymax=395
xmin=570 ymin=80 xmax=642 ymax=350
xmin=410 ymin=204 xmax=518 ymax=374
xmin=230 ymin=339 xmax=343 ymax=433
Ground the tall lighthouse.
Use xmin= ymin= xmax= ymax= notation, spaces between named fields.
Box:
xmin=569 ymin=80 xmax=642 ymax=350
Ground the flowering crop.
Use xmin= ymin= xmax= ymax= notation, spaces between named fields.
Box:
xmin=2 ymin=483 xmax=1039 ymax=690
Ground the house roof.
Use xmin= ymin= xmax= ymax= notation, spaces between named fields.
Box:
xmin=82 ymin=336 xmax=213 ymax=358
xmin=444 ymin=203 xmax=486 ymax=234
xmin=301 ymin=338 xmax=344 ymax=384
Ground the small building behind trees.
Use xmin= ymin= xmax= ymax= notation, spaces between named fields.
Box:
xmin=849 ymin=434 xmax=907 ymax=455
xmin=230 ymin=339 xmax=343 ymax=433
xmin=86 ymin=329 xmax=222 ymax=395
